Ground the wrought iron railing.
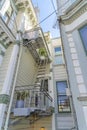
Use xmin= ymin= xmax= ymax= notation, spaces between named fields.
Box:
xmin=23 ymin=27 xmax=51 ymax=57
xmin=13 ymin=86 xmax=53 ymax=116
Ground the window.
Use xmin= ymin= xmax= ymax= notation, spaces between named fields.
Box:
xmin=54 ymin=55 xmax=63 ymax=64
xmin=55 ymin=47 xmax=61 ymax=55
xmin=8 ymin=11 xmax=16 ymax=30
xmin=41 ymin=79 xmax=48 ymax=91
xmin=41 ymin=79 xmax=48 ymax=105
xmin=79 ymin=25 xmax=87 ymax=52
xmin=56 ymin=81 xmax=71 ymax=113
xmin=0 ymin=0 xmax=5 ymax=9
xmin=2 ymin=13 xmax=9 ymax=23
xmin=54 ymin=47 xmax=64 ymax=65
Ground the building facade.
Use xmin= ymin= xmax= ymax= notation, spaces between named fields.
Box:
xmin=56 ymin=0 xmax=87 ymax=130
xmin=0 ymin=0 xmax=53 ymax=130
xmin=0 ymin=0 xmax=87 ymax=130
xmin=50 ymin=37 xmax=77 ymax=130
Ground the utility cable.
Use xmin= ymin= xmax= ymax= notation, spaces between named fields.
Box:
xmin=50 ymin=0 xmax=58 ymax=29
xmin=34 ymin=10 xmax=56 ymax=27
xmin=50 ymin=0 xmax=57 ymax=16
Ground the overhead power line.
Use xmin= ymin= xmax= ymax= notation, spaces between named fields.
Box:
xmin=50 ymin=0 xmax=57 ymax=16
xmin=34 ymin=10 xmax=56 ymax=27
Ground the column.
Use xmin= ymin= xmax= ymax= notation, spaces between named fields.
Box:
xmin=0 ymin=44 xmax=19 ymax=130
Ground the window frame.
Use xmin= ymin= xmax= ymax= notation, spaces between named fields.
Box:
xmin=54 ymin=46 xmax=62 ymax=55
xmin=79 ymin=24 xmax=87 ymax=55
xmin=54 ymin=46 xmax=64 ymax=65
xmin=56 ymin=81 xmax=71 ymax=113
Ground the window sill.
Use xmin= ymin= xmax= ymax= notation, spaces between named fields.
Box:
xmin=53 ymin=63 xmax=65 ymax=67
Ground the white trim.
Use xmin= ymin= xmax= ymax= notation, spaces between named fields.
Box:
xmin=65 ymin=11 xmax=87 ymax=32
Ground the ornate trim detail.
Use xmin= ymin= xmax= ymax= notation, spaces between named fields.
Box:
xmin=0 ymin=50 xmax=5 ymax=56
xmin=61 ymin=1 xmax=87 ymax=25
xmin=15 ymin=40 xmax=20 ymax=45
xmin=0 ymin=94 xmax=10 ymax=104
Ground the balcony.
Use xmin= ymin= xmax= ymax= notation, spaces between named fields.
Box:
xmin=23 ymin=27 xmax=51 ymax=63
xmin=13 ymin=85 xmax=53 ymax=117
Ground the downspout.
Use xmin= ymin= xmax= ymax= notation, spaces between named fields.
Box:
xmin=4 ymin=34 xmax=23 ymax=130
xmin=58 ymin=18 xmax=78 ymax=130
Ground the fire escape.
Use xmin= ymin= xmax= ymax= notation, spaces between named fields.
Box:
xmin=9 ymin=27 xmax=53 ymax=127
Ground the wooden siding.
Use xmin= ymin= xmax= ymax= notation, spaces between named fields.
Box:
xmin=16 ymin=47 xmax=38 ymax=86
xmin=51 ymin=38 xmax=76 ymax=130
xmin=57 ymin=116 xmax=75 ymax=129
xmin=0 ymin=44 xmax=14 ymax=93
xmin=53 ymin=65 xmax=67 ymax=81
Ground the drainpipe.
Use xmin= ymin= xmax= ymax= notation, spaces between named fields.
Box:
xmin=4 ymin=33 xmax=23 ymax=130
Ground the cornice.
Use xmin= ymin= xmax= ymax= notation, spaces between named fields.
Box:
xmin=16 ymin=0 xmax=37 ymax=26
xmin=0 ymin=16 xmax=16 ymax=41
xmin=60 ymin=0 xmax=87 ymax=25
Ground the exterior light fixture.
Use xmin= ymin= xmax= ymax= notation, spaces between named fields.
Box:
xmin=40 ymin=127 xmax=45 ymax=130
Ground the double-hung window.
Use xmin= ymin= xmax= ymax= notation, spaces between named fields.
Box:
xmin=56 ymin=81 xmax=71 ymax=113
xmin=54 ymin=47 xmax=64 ymax=65
xmin=79 ymin=25 xmax=87 ymax=53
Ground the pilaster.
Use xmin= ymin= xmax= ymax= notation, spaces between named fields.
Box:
xmin=0 ymin=43 xmax=19 ymax=130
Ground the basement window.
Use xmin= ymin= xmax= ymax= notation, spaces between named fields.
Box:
xmin=56 ymin=81 xmax=71 ymax=113
xmin=79 ymin=25 xmax=87 ymax=53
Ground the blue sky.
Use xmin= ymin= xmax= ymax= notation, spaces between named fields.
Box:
xmin=32 ymin=0 xmax=60 ymax=38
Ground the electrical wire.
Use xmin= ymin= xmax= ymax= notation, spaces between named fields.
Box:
xmin=50 ymin=0 xmax=57 ymax=16
xmin=50 ymin=0 xmax=58 ymax=29
xmin=34 ymin=10 xmax=56 ymax=27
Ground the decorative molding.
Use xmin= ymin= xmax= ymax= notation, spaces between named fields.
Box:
xmin=77 ymin=95 xmax=87 ymax=101
xmin=0 ymin=50 xmax=5 ymax=56
xmin=0 ymin=16 xmax=16 ymax=41
xmin=15 ymin=40 xmax=20 ymax=45
xmin=10 ymin=0 xmax=18 ymax=13
xmin=61 ymin=1 xmax=87 ymax=25
xmin=0 ymin=0 xmax=5 ymax=10
xmin=0 ymin=94 xmax=10 ymax=104
xmin=50 ymin=68 xmax=53 ymax=72
xmin=0 ymin=41 xmax=8 ymax=49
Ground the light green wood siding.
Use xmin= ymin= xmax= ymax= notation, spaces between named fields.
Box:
xmin=16 ymin=47 xmax=38 ymax=86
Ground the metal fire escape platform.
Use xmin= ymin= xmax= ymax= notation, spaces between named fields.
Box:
xmin=23 ymin=27 xmax=51 ymax=63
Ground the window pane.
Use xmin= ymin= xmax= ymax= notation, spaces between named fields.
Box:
xmin=58 ymin=96 xmax=71 ymax=112
xmin=56 ymin=81 xmax=67 ymax=94
xmin=54 ymin=47 xmax=62 ymax=55
xmin=54 ymin=55 xmax=63 ymax=64
xmin=56 ymin=81 xmax=71 ymax=113
xmin=55 ymin=47 xmax=61 ymax=52
xmin=79 ymin=25 xmax=87 ymax=51
xmin=2 ymin=13 xmax=8 ymax=23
